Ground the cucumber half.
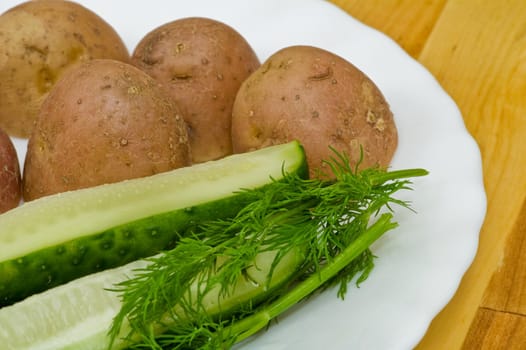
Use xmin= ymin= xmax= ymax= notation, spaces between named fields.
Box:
xmin=0 ymin=245 xmax=305 ymax=350
xmin=0 ymin=141 xmax=308 ymax=307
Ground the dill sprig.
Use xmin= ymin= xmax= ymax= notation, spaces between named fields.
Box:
xmin=109 ymin=152 xmax=427 ymax=349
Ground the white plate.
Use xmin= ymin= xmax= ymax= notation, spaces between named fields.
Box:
xmin=1 ymin=0 xmax=487 ymax=349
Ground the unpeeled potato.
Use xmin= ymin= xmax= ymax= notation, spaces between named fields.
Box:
xmin=231 ymin=45 xmax=398 ymax=178
xmin=23 ymin=59 xmax=191 ymax=201
xmin=0 ymin=0 xmax=130 ymax=138
xmin=131 ymin=17 xmax=260 ymax=163
xmin=0 ymin=128 xmax=21 ymax=213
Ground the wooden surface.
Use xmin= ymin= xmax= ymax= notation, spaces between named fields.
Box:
xmin=329 ymin=0 xmax=526 ymax=349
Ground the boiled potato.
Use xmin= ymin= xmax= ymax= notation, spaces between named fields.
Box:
xmin=0 ymin=0 xmax=130 ymax=138
xmin=0 ymin=128 xmax=21 ymax=213
xmin=231 ymin=45 xmax=398 ymax=178
xmin=23 ymin=59 xmax=191 ymax=201
xmin=131 ymin=17 xmax=260 ymax=163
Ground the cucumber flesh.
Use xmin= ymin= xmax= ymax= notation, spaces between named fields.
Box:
xmin=0 ymin=141 xmax=308 ymax=307
xmin=0 ymin=247 xmax=304 ymax=350
xmin=0 ymin=259 xmax=146 ymax=350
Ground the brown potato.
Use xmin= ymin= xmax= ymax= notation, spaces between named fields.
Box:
xmin=0 ymin=0 xmax=130 ymax=138
xmin=131 ymin=17 xmax=260 ymax=163
xmin=0 ymin=128 xmax=21 ymax=213
xmin=231 ymin=45 xmax=398 ymax=178
xmin=23 ymin=59 xmax=191 ymax=201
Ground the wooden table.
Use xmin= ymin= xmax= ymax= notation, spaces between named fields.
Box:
xmin=329 ymin=1 xmax=526 ymax=349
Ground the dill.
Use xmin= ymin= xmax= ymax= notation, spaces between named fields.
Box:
xmin=109 ymin=152 xmax=427 ymax=349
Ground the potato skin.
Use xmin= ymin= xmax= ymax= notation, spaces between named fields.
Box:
xmin=0 ymin=128 xmax=22 ymax=213
xmin=23 ymin=59 xmax=191 ymax=201
xmin=231 ymin=45 xmax=398 ymax=178
xmin=131 ymin=17 xmax=260 ymax=163
xmin=0 ymin=0 xmax=130 ymax=138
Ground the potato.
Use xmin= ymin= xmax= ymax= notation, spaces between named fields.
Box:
xmin=231 ymin=45 xmax=398 ymax=178
xmin=0 ymin=128 xmax=22 ymax=213
xmin=23 ymin=59 xmax=191 ymax=201
xmin=131 ymin=17 xmax=260 ymax=163
xmin=0 ymin=0 xmax=130 ymax=138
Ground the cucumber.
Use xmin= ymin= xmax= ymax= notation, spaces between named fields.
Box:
xmin=0 ymin=141 xmax=308 ymax=307
xmin=0 ymin=259 xmax=147 ymax=350
xmin=0 ymin=246 xmax=304 ymax=350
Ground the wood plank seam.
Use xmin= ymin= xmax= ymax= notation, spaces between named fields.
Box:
xmin=480 ymin=306 xmax=526 ymax=318
xmin=415 ymin=0 xmax=449 ymax=62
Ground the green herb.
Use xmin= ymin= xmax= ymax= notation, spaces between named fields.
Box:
xmin=109 ymin=152 xmax=427 ymax=349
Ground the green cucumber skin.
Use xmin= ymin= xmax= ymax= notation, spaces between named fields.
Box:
xmin=0 ymin=192 xmax=255 ymax=307
xmin=0 ymin=160 xmax=309 ymax=307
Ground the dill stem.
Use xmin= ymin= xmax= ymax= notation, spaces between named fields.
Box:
xmin=369 ymin=168 xmax=428 ymax=186
xmin=229 ymin=213 xmax=398 ymax=345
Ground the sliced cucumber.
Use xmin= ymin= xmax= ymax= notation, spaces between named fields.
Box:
xmin=0 ymin=141 xmax=307 ymax=307
xmin=0 ymin=247 xmax=304 ymax=350
xmin=0 ymin=260 xmax=146 ymax=350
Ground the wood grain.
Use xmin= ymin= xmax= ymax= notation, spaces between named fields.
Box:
xmin=330 ymin=0 xmax=526 ymax=349
xmin=466 ymin=194 xmax=526 ymax=350
xmin=416 ymin=0 xmax=526 ymax=348
xmin=463 ymin=308 xmax=526 ymax=350
xmin=482 ymin=195 xmax=526 ymax=315
xmin=329 ymin=0 xmax=446 ymax=58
